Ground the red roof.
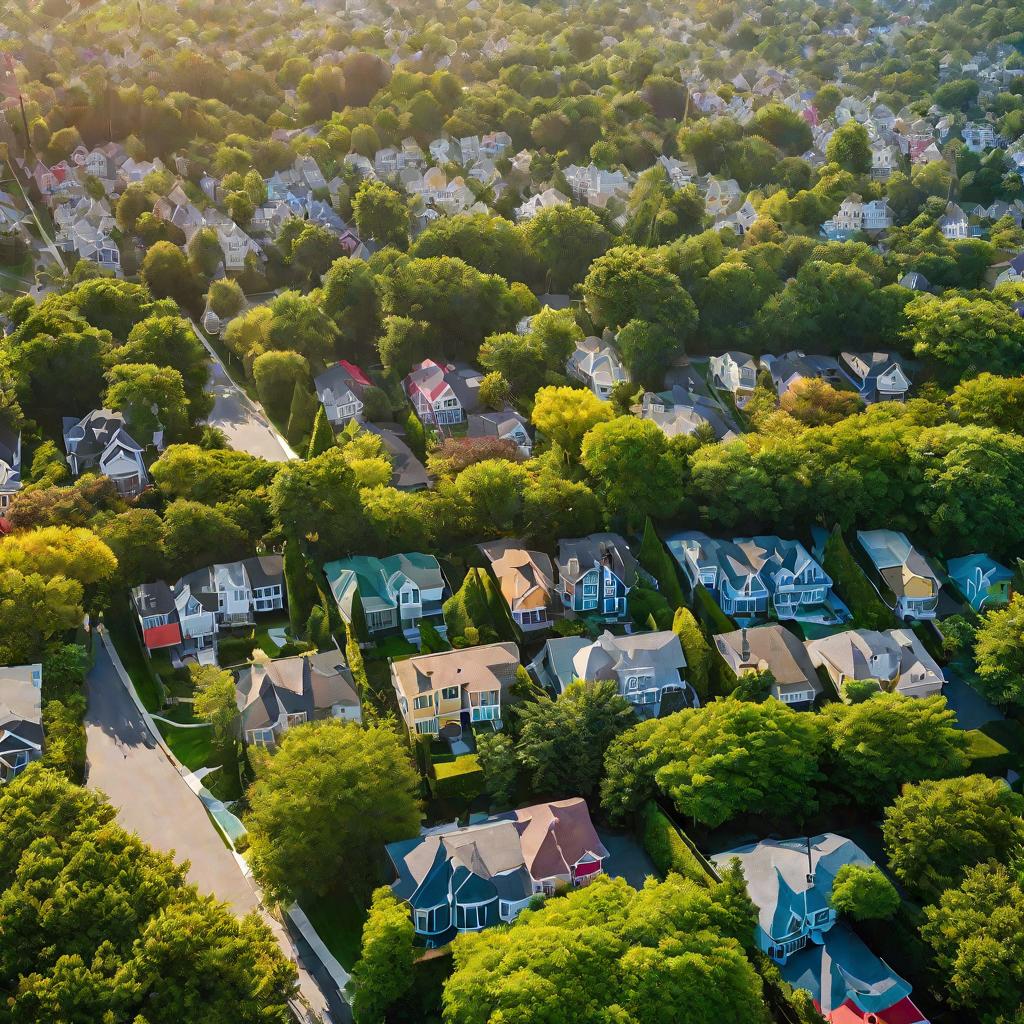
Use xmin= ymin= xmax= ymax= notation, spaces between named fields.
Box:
xmin=828 ymin=997 xmax=928 ymax=1024
xmin=337 ymin=360 xmax=371 ymax=388
xmin=142 ymin=623 xmax=183 ymax=650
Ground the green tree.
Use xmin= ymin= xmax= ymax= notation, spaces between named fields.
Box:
xmin=375 ymin=314 xmax=427 ymax=376
xmin=672 ymin=607 xmax=712 ymax=703
xmin=191 ymin=663 xmax=239 ymax=743
xmin=267 ymin=290 xmax=338 ymax=363
xmin=921 ymin=862 xmax=1024 ymax=1024
xmin=531 ymin=385 xmax=614 ymax=459
xmin=161 ymin=499 xmax=248 ymax=577
xmin=637 ymin=517 xmax=685 ymax=607
xmin=141 ymin=240 xmax=201 ymax=308
xmin=730 ymin=668 xmax=775 ymax=703
xmin=352 ymin=180 xmax=410 ymax=249
xmin=478 ymin=331 xmax=548 ymax=398
xmin=748 ymin=102 xmax=812 ymax=154
xmin=821 ymin=694 xmax=969 ymax=806
xmin=825 ymin=121 xmax=872 ymax=173
xmin=615 ymin=318 xmax=687 ymax=388
xmin=307 ymin=404 xmax=337 ymax=459
xmin=284 ymin=541 xmax=320 ymax=635
xmin=476 ymin=730 xmax=518 ymax=807
xmin=514 ymin=680 xmax=636 ymax=799
xmin=829 ymin=864 xmax=899 ymax=921
xmin=188 ymin=226 xmax=224 ymax=279
xmin=883 ymin=774 xmax=1024 ymax=902
xmin=442 ymin=874 xmax=769 ymax=1024
xmin=950 ymin=373 xmax=1024 ymax=433
xmin=253 ymin=349 xmax=310 ymax=422
xmin=780 ymin=378 xmax=863 ymax=426
xmin=207 ymin=278 xmax=245 ymax=320
xmin=245 ymin=720 xmax=421 ymax=903
xmin=973 ymin=593 xmax=1024 ymax=706
xmin=286 ymin=379 xmax=318 ymax=445
xmin=351 ymin=887 xmax=416 ymax=1024
xmin=478 ymin=370 xmax=511 ymax=410
xmin=322 ymin=256 xmax=382 ymax=350
xmin=104 ymin=362 xmax=190 ymax=440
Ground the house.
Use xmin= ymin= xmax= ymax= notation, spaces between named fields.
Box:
xmin=937 ymin=200 xmax=970 ymax=240
xmin=963 ymin=121 xmax=1001 ymax=153
xmin=841 ymin=351 xmax=910 ymax=402
xmin=667 ymin=531 xmax=769 ymax=619
xmin=515 ymin=187 xmax=569 ymax=220
xmin=131 ymin=555 xmax=285 ymax=662
xmin=712 ymin=835 xmax=927 ymax=1024
xmin=314 ymin=362 xmax=367 ymax=426
xmin=479 ymin=539 xmax=555 ymax=631
xmin=566 ymin=334 xmax=629 ymax=399
xmin=871 ymin=141 xmax=899 ymax=179
xmin=531 ymin=630 xmax=694 ymax=716
xmin=556 ymin=534 xmax=637 ymax=621
xmin=0 ymin=663 xmax=43 ymax=782
xmin=807 ymin=628 xmax=944 ymax=699
xmin=235 ymin=650 xmax=361 ymax=746
xmin=0 ymin=425 xmax=21 ymax=511
xmin=714 ymin=625 xmax=822 ymax=706
xmin=324 ymin=552 xmax=447 ymax=641
xmin=387 ymin=798 xmax=608 ymax=945
xmin=404 ymin=359 xmax=464 ymax=426
xmin=946 ymin=554 xmax=1013 ymax=611
xmin=62 ymin=409 xmax=149 ymax=497
xmin=709 ymin=351 xmax=757 ymax=405
xmin=467 ymin=410 xmax=533 ymax=457
xmin=391 ymin=642 xmax=519 ymax=736
xmin=857 ymin=529 xmax=941 ymax=620
xmin=633 ymin=387 xmax=740 ymax=441
xmin=215 ymin=221 xmax=263 ymax=269
xmin=736 ymin=536 xmax=835 ymax=620
xmin=363 ymin=423 xmax=432 ymax=491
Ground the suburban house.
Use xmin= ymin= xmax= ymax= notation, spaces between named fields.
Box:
xmin=404 ymin=359 xmax=466 ymax=426
xmin=807 ymin=629 xmax=944 ymax=699
xmin=131 ymin=555 xmax=285 ymax=663
xmin=0 ymin=663 xmax=43 ymax=782
xmin=479 ymin=539 xmax=556 ymax=631
xmin=946 ymin=554 xmax=1013 ymax=611
xmin=234 ymin=650 xmax=361 ymax=747
xmin=467 ymin=410 xmax=533 ymax=457
xmin=733 ymin=536 xmax=836 ymax=621
xmin=633 ymin=388 xmax=739 ymax=441
xmin=0 ymin=425 xmax=21 ymax=511
xmin=324 ymin=553 xmax=447 ymax=642
xmin=857 ymin=530 xmax=941 ymax=620
xmin=364 ymin=424 xmax=432 ymax=491
xmin=667 ymin=531 xmax=769 ymax=619
xmin=840 ymin=351 xmax=910 ymax=403
xmin=386 ymin=798 xmax=608 ymax=945
xmin=62 ymin=409 xmax=149 ymax=497
xmin=556 ymin=533 xmax=637 ymax=622
xmin=709 ymin=351 xmax=757 ymax=405
xmin=391 ymin=642 xmax=519 ymax=737
xmin=314 ymin=361 xmax=369 ymax=426
xmin=713 ymin=835 xmax=927 ymax=1024
xmin=715 ymin=625 xmax=822 ymax=706
xmin=531 ymin=630 xmax=694 ymax=716
xmin=567 ymin=334 xmax=629 ymax=399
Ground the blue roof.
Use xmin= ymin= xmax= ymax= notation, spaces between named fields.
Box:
xmin=947 ymin=554 xmax=1012 ymax=582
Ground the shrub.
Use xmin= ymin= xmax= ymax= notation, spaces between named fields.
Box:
xmin=637 ymin=518 xmax=685 ymax=607
xmin=217 ymin=635 xmax=258 ymax=666
xmin=638 ymin=801 xmax=715 ymax=887
xmin=360 ymin=385 xmax=391 ymax=421
xmin=829 ymin=863 xmax=900 ymax=921
xmin=628 ymin=584 xmax=674 ymax=631
xmin=841 ymin=678 xmax=882 ymax=704
xmin=430 ymin=754 xmax=485 ymax=802
xmin=42 ymin=695 xmax=87 ymax=782
xmin=939 ymin=614 xmax=975 ymax=657
xmin=691 ymin=583 xmax=735 ymax=634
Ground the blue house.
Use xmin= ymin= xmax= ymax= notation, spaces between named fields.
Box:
xmin=947 ymin=554 xmax=1013 ymax=611
xmin=555 ymin=533 xmax=637 ymax=622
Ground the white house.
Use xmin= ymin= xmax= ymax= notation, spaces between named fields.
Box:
xmin=709 ymin=351 xmax=757 ymax=404
xmin=567 ymin=335 xmax=629 ymax=399
xmin=62 ymin=409 xmax=149 ymax=497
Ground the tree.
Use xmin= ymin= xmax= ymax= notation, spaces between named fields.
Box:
xmin=903 ymin=294 xmax=1024 ymax=382
xmin=514 ymin=680 xmax=636 ymax=799
xmin=0 ymin=569 xmax=83 ymax=664
xmin=0 ymin=768 xmax=297 ymax=1023
xmin=615 ymin=318 xmax=687 ymax=388
xmin=252 ymin=349 xmax=310 ymax=422
xmin=360 ymin=486 xmax=434 ymax=553
xmin=191 ymin=664 xmax=239 ymax=743
xmin=141 ymin=240 xmax=201 ymax=308
xmin=531 ymin=385 xmax=614 ymax=459
xmin=306 ymin=404 xmax=336 ymax=459
xmin=601 ymin=699 xmax=825 ymax=827
xmin=322 ymin=256 xmax=382 ymax=350
xmin=673 ymin=607 xmax=712 ymax=703
xmin=116 ymin=184 xmax=152 ymax=232
xmin=950 ymin=373 xmax=1024 ymax=433
xmin=352 ymin=180 xmax=409 ymax=249
xmin=748 ymin=102 xmax=812 ymax=155
xmin=286 ymin=222 xmax=344 ymax=286
xmin=375 ymin=314 xmax=427 ymax=376
xmin=104 ymin=362 xmax=190 ymax=440
xmin=442 ymin=874 xmax=769 ymax=1024
xmin=150 ymin=444 xmax=278 ymax=505
xmin=188 ymin=226 xmax=224 ymax=279
xmin=583 ymin=245 xmax=698 ymax=334
xmin=883 ymin=774 xmax=1024 ymax=902
xmin=921 ymin=862 xmax=1024 ymax=1024
xmin=478 ymin=370 xmax=510 ymax=410
xmin=162 ymin=500 xmax=248 ymax=577
xmin=780 ymin=378 xmax=863 ymax=426
xmin=0 ymin=525 xmax=117 ymax=589
xmin=730 ymin=668 xmax=775 ymax=703
xmin=525 ymin=205 xmax=611 ymax=291
xmin=973 ymin=594 xmax=1024 ymax=706
xmin=825 ymin=121 xmax=871 ymax=173
xmin=410 ymin=212 xmax=536 ymax=282
xmin=267 ymin=290 xmax=337 ymax=363
xmin=351 ymin=887 xmax=415 ymax=1024
xmin=637 ymin=517 xmax=685 ymax=607
xmin=476 ymin=730 xmax=518 ymax=806
xmin=478 ymin=331 xmax=548 ymax=398
xmin=829 ymin=864 xmax=899 ymax=921
xmin=245 ymin=720 xmax=420 ymax=903
xmin=580 ymin=416 xmax=685 ymax=530
xmin=821 ymin=694 xmax=969 ymax=806
xmin=286 ymin=379 xmax=318 ymax=444
xmin=207 ymin=278 xmax=245 ymax=320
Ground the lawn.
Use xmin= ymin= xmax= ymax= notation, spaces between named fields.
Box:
xmin=158 ymin=718 xmax=215 ymax=771
xmin=367 ymin=635 xmax=418 ymax=661
xmin=105 ymin=608 xmax=162 ymax=712
xmin=965 ymin=719 xmax=1024 ymax=777
xmin=302 ymin=890 xmax=368 ymax=972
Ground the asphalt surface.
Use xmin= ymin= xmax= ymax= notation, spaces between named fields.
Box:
xmin=206 ymin=359 xmax=295 ymax=462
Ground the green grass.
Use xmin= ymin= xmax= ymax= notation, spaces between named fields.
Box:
xmin=105 ymin=609 xmax=162 ymax=712
xmin=963 ymin=719 xmax=1024 ymax=777
xmin=302 ymin=891 xmax=368 ymax=972
xmin=367 ymin=635 xmax=418 ymax=661
xmin=159 ymin=720 xmax=215 ymax=771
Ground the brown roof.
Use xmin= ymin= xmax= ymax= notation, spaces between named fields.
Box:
xmin=392 ymin=642 xmax=520 ymax=700
xmin=513 ymin=799 xmax=609 ymax=878
xmin=715 ymin=625 xmax=822 ymax=697
xmin=479 ymin=539 xmax=554 ymax=613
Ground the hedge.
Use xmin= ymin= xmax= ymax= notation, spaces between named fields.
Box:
xmin=216 ymin=635 xmax=259 ymax=666
xmin=637 ymin=517 xmax=685 ymax=608
xmin=430 ymin=754 xmax=484 ymax=802
xmin=638 ymin=801 xmax=715 ymax=887
xmin=628 ymin=584 xmax=674 ymax=631
xmin=42 ymin=694 xmax=87 ymax=783
xmin=822 ymin=526 xmax=894 ymax=631
xmin=691 ymin=583 xmax=735 ymax=635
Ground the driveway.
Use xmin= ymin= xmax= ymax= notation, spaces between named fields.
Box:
xmin=598 ymin=829 xmax=658 ymax=889
xmin=943 ymin=665 xmax=1004 ymax=731
xmin=85 ymin=640 xmax=340 ymax=1021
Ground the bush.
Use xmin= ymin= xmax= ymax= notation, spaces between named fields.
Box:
xmin=284 ymin=541 xmax=320 ymax=635
xmin=822 ymin=527 xmax=893 ymax=630
xmin=628 ymin=584 xmax=674 ymax=631
xmin=939 ymin=614 xmax=975 ymax=657
xmin=638 ymin=801 xmax=715 ymax=887
xmin=637 ymin=518 xmax=685 ymax=607
xmin=430 ymin=754 xmax=485 ymax=802
xmin=42 ymin=695 xmax=87 ymax=782
xmin=841 ymin=678 xmax=882 ymax=704
xmin=691 ymin=584 xmax=735 ymax=634
xmin=360 ymin=386 xmax=391 ymax=421
xmin=216 ymin=635 xmax=258 ymax=666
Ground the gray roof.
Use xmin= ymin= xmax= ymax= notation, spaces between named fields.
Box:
xmin=62 ymin=409 xmax=142 ymax=462
xmin=131 ymin=580 xmax=176 ymax=616
xmin=557 ymin=533 xmax=637 ymax=587
xmin=364 ymin=423 xmax=432 ymax=491
xmin=570 ymin=630 xmax=686 ymax=685
xmin=715 ymin=625 xmax=822 ymax=698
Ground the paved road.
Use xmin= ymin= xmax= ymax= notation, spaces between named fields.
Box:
xmin=84 ymin=641 xmax=338 ymax=1020
xmin=943 ymin=665 xmax=1004 ymax=731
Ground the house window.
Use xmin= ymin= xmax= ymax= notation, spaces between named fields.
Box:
xmin=626 ymin=677 xmax=639 ymax=692
xmin=413 ymin=695 xmax=432 ymax=710
xmin=415 ymin=909 xmax=430 ymax=932
xmin=415 ymin=719 xmax=438 ymax=735
xmin=249 ymin=729 xmax=274 ymax=747
xmin=456 ymin=903 xmax=487 ymax=930
xmin=441 ymin=686 xmax=459 ymax=701
xmin=286 ymin=713 xmax=307 ymax=727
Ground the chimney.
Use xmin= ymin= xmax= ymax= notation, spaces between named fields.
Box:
xmin=805 ymin=836 xmax=815 ymax=886
xmin=740 ymin=627 xmax=750 ymax=663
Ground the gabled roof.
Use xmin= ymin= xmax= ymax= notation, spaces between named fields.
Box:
xmin=558 ymin=533 xmax=637 ymax=588
xmin=715 ymin=624 xmax=821 ymax=697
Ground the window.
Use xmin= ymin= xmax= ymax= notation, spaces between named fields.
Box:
xmin=626 ymin=677 xmax=639 ymax=692
xmin=456 ymin=903 xmax=486 ymax=930
xmin=441 ymin=686 xmax=459 ymax=701
xmin=413 ymin=695 xmax=432 ymax=710
xmin=415 ymin=909 xmax=430 ymax=932
xmin=249 ymin=729 xmax=274 ymax=747
xmin=415 ymin=718 xmax=438 ymax=735
xmin=287 ymin=712 xmax=307 ymax=727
